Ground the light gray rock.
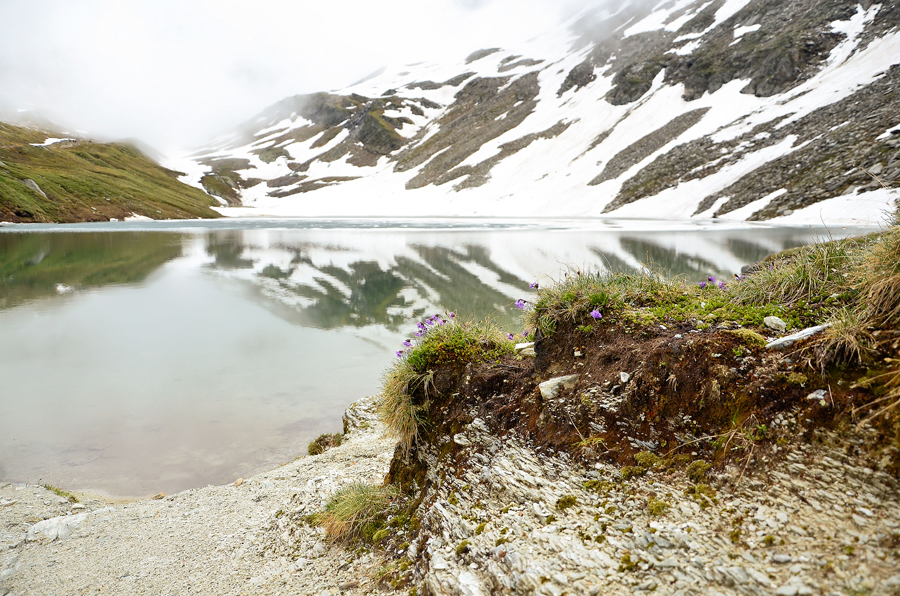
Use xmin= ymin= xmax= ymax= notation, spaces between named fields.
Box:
xmin=764 ymin=316 xmax=787 ymax=332
xmin=538 ymin=375 xmax=578 ymax=400
xmin=515 ymin=342 xmax=535 ymax=353
xmin=766 ymin=324 xmax=831 ymax=349
xmin=20 ymin=179 xmax=47 ymax=199
xmin=619 ymin=372 xmax=631 ymax=383
xmin=26 ymin=510 xmax=101 ymax=541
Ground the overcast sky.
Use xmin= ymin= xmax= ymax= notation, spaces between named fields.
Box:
xmin=0 ymin=0 xmax=581 ymax=153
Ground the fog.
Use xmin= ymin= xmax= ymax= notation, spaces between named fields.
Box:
xmin=0 ymin=0 xmax=585 ymax=154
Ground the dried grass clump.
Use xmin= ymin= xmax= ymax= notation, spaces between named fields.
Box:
xmin=813 ymin=307 xmax=875 ymax=369
xmin=319 ymin=482 xmax=397 ymax=543
xmin=525 ymin=268 xmax=684 ymax=335
xmin=853 ymin=227 xmax=900 ymax=327
xmin=729 ymin=240 xmax=852 ymax=307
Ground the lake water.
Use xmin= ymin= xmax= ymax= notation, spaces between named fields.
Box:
xmin=0 ymin=218 xmax=868 ymax=497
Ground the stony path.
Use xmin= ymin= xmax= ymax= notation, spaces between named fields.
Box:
xmin=0 ymin=396 xmax=399 ymax=596
xmin=413 ymin=418 xmax=900 ymax=596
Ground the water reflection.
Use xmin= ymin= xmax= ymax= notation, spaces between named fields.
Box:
xmin=0 ymin=221 xmax=862 ymax=497
xmin=0 ymin=232 xmax=182 ymax=309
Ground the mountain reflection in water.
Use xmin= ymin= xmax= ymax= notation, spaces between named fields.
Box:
xmin=0 ymin=221 xmax=853 ymax=497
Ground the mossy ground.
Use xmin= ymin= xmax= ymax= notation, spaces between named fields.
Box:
xmin=0 ymin=122 xmax=220 ymax=223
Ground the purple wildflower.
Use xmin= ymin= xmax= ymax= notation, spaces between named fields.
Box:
xmin=718 ymin=281 xmax=726 ymax=290
xmin=522 ymin=331 xmax=529 ymax=338
xmin=414 ymin=331 xmax=422 ymax=337
xmin=426 ymin=318 xmax=435 ymax=326
xmin=448 ymin=312 xmax=456 ymax=318
xmin=437 ymin=319 xmax=445 ymax=325
xmin=515 ymin=299 xmax=526 ymax=309
xmin=590 ymin=309 xmax=602 ymax=319
xmin=395 ymin=350 xmax=404 ymax=358
xmin=699 ymin=281 xmax=707 ymax=289
xmin=403 ymin=339 xmax=412 ymax=347
xmin=417 ymin=322 xmax=427 ymax=331
xmin=530 ymin=282 xmax=539 ymax=289
xmin=507 ymin=333 xmax=515 ymax=340
xmin=708 ymin=276 xmax=716 ymax=283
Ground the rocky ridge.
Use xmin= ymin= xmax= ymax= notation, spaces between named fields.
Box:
xmin=180 ymin=0 xmax=900 ymax=223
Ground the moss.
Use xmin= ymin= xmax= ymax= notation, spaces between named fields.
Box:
xmin=647 ymin=497 xmax=670 ymax=516
xmin=308 ymin=433 xmax=343 ymax=456
xmin=730 ymin=527 xmax=743 ymax=543
xmin=372 ymin=528 xmax=390 ymax=542
xmin=584 ymin=479 xmax=615 ymax=493
xmin=618 ymin=553 xmax=639 ymax=572
xmin=455 ymin=540 xmax=471 ymax=556
xmin=495 ymin=537 xmax=510 ymax=546
xmin=723 ymin=328 xmax=767 ymax=347
xmin=634 ymin=451 xmax=662 ymax=469
xmin=763 ymin=535 xmax=776 ymax=546
xmin=786 ymin=372 xmax=809 ymax=385
xmin=620 ymin=466 xmax=646 ymax=480
xmin=475 ymin=522 xmax=487 ymax=535
xmin=556 ymin=495 xmax=577 ymax=510
xmin=685 ymin=461 xmax=711 ymax=483
xmin=447 ymin=493 xmax=459 ymax=506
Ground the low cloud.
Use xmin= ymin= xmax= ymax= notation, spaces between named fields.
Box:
xmin=0 ymin=0 xmax=583 ymax=153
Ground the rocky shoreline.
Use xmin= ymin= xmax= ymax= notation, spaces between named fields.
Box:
xmin=3 ymin=389 xmax=899 ymax=595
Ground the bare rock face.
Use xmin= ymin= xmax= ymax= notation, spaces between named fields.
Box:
xmin=20 ymin=179 xmax=47 ymax=199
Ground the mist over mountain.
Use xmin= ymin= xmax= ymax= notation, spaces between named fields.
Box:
xmin=176 ymin=0 xmax=900 ymax=225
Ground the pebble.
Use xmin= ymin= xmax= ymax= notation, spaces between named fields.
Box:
xmin=764 ymin=316 xmax=787 ymax=332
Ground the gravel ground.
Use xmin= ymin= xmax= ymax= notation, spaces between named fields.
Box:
xmin=0 ymin=396 xmax=399 ymax=596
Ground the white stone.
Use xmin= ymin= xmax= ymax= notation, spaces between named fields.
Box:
xmin=764 ymin=316 xmax=787 ymax=332
xmin=766 ymin=324 xmax=831 ymax=350
xmin=27 ymin=512 xmax=91 ymax=541
xmin=456 ymin=571 xmax=485 ymax=596
xmin=538 ymin=375 xmax=578 ymax=400
xmin=515 ymin=342 xmax=535 ymax=353
xmin=619 ymin=372 xmax=631 ymax=383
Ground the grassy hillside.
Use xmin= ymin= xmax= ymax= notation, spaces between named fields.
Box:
xmin=0 ymin=122 xmax=220 ymax=223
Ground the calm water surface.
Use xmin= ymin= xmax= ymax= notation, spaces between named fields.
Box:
xmin=0 ymin=218 xmax=868 ymax=497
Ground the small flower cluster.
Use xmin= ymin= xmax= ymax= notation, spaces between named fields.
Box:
xmin=395 ymin=312 xmax=455 ymax=358
xmin=699 ymin=275 xmax=727 ymax=291
xmin=699 ymin=273 xmax=746 ymax=291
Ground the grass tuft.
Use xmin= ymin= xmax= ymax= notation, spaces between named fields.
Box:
xmin=319 ymin=482 xmax=397 ymax=544
xmin=379 ymin=315 xmax=514 ymax=454
xmin=308 ymin=433 xmax=343 ymax=456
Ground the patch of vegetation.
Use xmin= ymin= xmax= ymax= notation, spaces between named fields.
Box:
xmin=308 ymin=433 xmax=343 ymax=455
xmin=379 ymin=315 xmax=514 ymax=453
xmin=42 ymin=484 xmax=78 ymax=503
xmin=647 ymin=497 xmax=670 ymax=516
xmin=556 ymin=495 xmax=577 ymax=510
xmin=455 ymin=540 xmax=471 ymax=556
xmin=634 ymin=451 xmax=662 ymax=469
xmin=685 ymin=461 xmax=711 ymax=484
xmin=620 ymin=466 xmax=646 ymax=480
xmin=475 ymin=522 xmax=486 ymax=535
xmin=318 ymin=482 xmax=397 ymax=543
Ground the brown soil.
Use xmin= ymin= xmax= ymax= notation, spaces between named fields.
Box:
xmin=387 ymin=319 xmax=898 ymax=497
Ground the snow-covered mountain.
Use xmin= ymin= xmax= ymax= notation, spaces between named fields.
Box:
xmin=174 ymin=0 xmax=900 ymax=225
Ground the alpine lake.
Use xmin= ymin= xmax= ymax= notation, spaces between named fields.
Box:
xmin=0 ymin=218 xmax=870 ymax=498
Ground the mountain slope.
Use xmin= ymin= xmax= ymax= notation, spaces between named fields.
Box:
xmin=0 ymin=122 xmax=221 ymax=223
xmin=179 ymin=0 xmax=900 ymax=225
